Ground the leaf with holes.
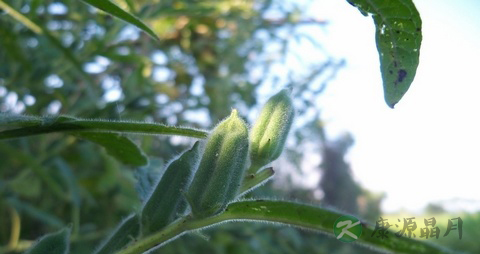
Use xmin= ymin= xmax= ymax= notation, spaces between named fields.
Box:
xmin=347 ymin=0 xmax=422 ymax=108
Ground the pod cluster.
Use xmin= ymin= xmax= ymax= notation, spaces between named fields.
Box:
xmin=95 ymin=89 xmax=294 ymax=248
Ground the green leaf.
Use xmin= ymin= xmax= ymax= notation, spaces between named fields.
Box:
xmin=0 ymin=115 xmax=208 ymax=140
xmin=118 ymin=200 xmax=451 ymax=254
xmin=0 ymin=0 xmax=42 ymax=33
xmin=219 ymin=200 xmax=449 ymax=253
xmin=348 ymin=0 xmax=422 ymax=108
xmin=0 ymin=113 xmax=42 ymax=128
xmin=134 ymin=158 xmax=164 ymax=202
xmin=26 ymin=227 xmax=71 ymax=254
xmin=7 ymin=198 xmax=65 ymax=228
xmin=80 ymin=0 xmax=159 ymax=41
xmin=94 ymin=214 xmax=140 ymax=254
xmin=75 ymin=132 xmax=148 ymax=167
xmin=42 ymin=28 xmax=98 ymax=91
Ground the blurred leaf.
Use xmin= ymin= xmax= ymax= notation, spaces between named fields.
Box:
xmin=75 ymin=132 xmax=148 ymax=167
xmin=7 ymin=198 xmax=65 ymax=228
xmin=94 ymin=214 xmax=140 ymax=254
xmin=54 ymin=158 xmax=81 ymax=207
xmin=134 ymin=158 xmax=163 ymax=202
xmin=26 ymin=227 xmax=71 ymax=254
xmin=9 ymin=170 xmax=42 ymax=198
xmin=42 ymin=29 xmax=97 ymax=89
xmin=80 ymin=0 xmax=159 ymax=41
xmin=347 ymin=0 xmax=422 ymax=108
xmin=0 ymin=0 xmax=42 ymax=33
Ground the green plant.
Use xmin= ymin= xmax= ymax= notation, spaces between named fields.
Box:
xmin=0 ymin=0 xmax=452 ymax=253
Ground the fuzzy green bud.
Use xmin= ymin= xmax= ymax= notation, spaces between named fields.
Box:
xmin=249 ymin=89 xmax=294 ymax=172
xmin=141 ymin=141 xmax=201 ymax=234
xmin=187 ymin=109 xmax=249 ymax=218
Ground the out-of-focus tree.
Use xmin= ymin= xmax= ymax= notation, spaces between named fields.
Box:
xmin=319 ymin=133 xmax=361 ymax=214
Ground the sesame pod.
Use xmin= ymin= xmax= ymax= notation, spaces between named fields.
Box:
xmin=187 ymin=110 xmax=249 ymax=218
xmin=94 ymin=214 xmax=140 ymax=254
xmin=26 ymin=227 xmax=71 ymax=254
xmin=141 ymin=141 xmax=201 ymax=234
xmin=249 ymin=89 xmax=294 ymax=172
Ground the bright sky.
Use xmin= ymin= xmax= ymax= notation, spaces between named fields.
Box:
xmin=298 ymin=0 xmax=480 ymax=213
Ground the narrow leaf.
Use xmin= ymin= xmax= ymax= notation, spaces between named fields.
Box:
xmin=219 ymin=200 xmax=449 ymax=254
xmin=0 ymin=113 xmax=42 ymax=127
xmin=42 ymin=28 xmax=97 ymax=88
xmin=134 ymin=158 xmax=163 ymax=202
xmin=94 ymin=214 xmax=140 ymax=254
xmin=118 ymin=200 xmax=451 ymax=254
xmin=348 ymin=0 xmax=422 ymax=108
xmin=7 ymin=198 xmax=65 ymax=228
xmin=75 ymin=132 xmax=148 ymax=167
xmin=26 ymin=227 xmax=71 ymax=254
xmin=0 ymin=115 xmax=208 ymax=140
xmin=141 ymin=142 xmax=201 ymax=234
xmin=0 ymin=0 xmax=42 ymax=33
xmin=80 ymin=0 xmax=159 ymax=41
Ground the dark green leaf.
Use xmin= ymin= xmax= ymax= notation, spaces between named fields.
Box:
xmin=118 ymin=200 xmax=452 ymax=254
xmin=75 ymin=132 xmax=148 ymax=167
xmin=0 ymin=113 xmax=41 ymax=128
xmin=94 ymin=214 xmax=140 ymax=254
xmin=134 ymin=158 xmax=164 ymax=202
xmin=26 ymin=227 xmax=70 ymax=254
xmin=348 ymin=0 xmax=422 ymax=108
xmin=0 ymin=115 xmax=208 ymax=140
xmin=7 ymin=198 xmax=65 ymax=228
xmin=80 ymin=0 xmax=159 ymax=41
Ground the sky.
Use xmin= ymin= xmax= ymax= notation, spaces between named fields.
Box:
xmin=295 ymin=0 xmax=480 ymax=213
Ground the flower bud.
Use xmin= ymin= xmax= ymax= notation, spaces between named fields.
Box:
xmin=249 ymin=89 xmax=294 ymax=172
xmin=141 ymin=142 xmax=201 ymax=234
xmin=187 ymin=109 xmax=249 ymax=218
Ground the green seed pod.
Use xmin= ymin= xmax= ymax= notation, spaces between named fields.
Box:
xmin=141 ymin=141 xmax=201 ymax=234
xmin=187 ymin=109 xmax=249 ymax=218
xmin=249 ymin=89 xmax=294 ymax=173
xmin=94 ymin=214 xmax=140 ymax=254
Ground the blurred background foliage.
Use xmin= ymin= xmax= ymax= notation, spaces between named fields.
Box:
xmin=0 ymin=0 xmax=476 ymax=253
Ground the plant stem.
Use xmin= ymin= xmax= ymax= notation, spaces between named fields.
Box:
xmin=238 ymin=167 xmax=274 ymax=196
